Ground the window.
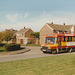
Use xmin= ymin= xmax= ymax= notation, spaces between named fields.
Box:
xmin=21 ymin=33 xmax=23 ymax=35
xmin=17 ymin=33 xmax=19 ymax=36
xmin=67 ymin=37 xmax=72 ymax=42
xmin=73 ymin=37 xmax=75 ymax=41
xmin=45 ymin=37 xmax=57 ymax=44
xmin=63 ymin=37 xmax=66 ymax=42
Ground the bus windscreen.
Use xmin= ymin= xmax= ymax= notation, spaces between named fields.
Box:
xmin=45 ymin=38 xmax=57 ymax=44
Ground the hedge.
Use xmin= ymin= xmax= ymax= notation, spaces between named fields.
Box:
xmin=0 ymin=43 xmax=6 ymax=47
xmin=3 ymin=44 xmax=20 ymax=51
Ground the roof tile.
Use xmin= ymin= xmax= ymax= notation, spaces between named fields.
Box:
xmin=47 ymin=23 xmax=73 ymax=31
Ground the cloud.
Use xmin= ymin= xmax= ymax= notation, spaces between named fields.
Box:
xmin=43 ymin=10 xmax=46 ymax=15
xmin=5 ymin=14 xmax=18 ymax=23
xmin=1 ymin=11 xmax=75 ymax=32
xmin=24 ymin=13 xmax=28 ymax=18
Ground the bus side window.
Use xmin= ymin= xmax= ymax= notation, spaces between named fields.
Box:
xmin=63 ymin=37 xmax=66 ymax=42
xmin=73 ymin=36 xmax=75 ymax=41
xmin=67 ymin=37 xmax=69 ymax=42
xmin=67 ymin=37 xmax=72 ymax=42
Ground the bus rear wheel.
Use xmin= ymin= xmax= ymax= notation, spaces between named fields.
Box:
xmin=68 ymin=48 xmax=72 ymax=53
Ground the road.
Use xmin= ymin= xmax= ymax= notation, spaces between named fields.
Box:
xmin=0 ymin=46 xmax=51 ymax=62
xmin=0 ymin=46 xmax=75 ymax=62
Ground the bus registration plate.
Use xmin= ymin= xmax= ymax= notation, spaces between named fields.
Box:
xmin=43 ymin=49 xmax=46 ymax=51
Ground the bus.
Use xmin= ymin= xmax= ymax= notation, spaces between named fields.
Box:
xmin=41 ymin=34 xmax=75 ymax=54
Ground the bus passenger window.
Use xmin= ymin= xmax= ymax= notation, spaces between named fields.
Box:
xmin=73 ymin=37 xmax=75 ymax=41
xmin=63 ymin=37 xmax=66 ymax=42
xmin=67 ymin=37 xmax=72 ymax=42
xmin=67 ymin=37 xmax=69 ymax=42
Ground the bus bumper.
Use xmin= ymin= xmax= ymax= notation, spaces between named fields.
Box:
xmin=41 ymin=47 xmax=51 ymax=52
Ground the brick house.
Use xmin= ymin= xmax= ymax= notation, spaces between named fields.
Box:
xmin=16 ymin=27 xmax=36 ymax=45
xmin=40 ymin=22 xmax=75 ymax=45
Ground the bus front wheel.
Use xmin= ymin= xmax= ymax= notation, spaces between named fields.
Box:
xmin=52 ymin=50 xmax=56 ymax=54
xmin=52 ymin=49 xmax=58 ymax=54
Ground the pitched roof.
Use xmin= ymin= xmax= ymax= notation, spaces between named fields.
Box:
xmin=65 ymin=25 xmax=73 ymax=30
xmin=5 ymin=29 xmax=18 ymax=34
xmin=16 ymin=28 xmax=30 ymax=34
xmin=47 ymin=23 xmax=73 ymax=31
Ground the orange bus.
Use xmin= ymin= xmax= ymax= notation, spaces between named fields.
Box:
xmin=41 ymin=34 xmax=75 ymax=54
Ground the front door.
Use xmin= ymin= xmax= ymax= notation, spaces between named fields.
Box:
xmin=58 ymin=36 xmax=62 ymax=49
xmin=20 ymin=39 xmax=23 ymax=44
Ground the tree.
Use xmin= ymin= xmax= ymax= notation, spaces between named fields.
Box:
xmin=0 ymin=32 xmax=3 ymax=43
xmin=30 ymin=32 xmax=39 ymax=39
xmin=30 ymin=32 xmax=34 ymax=36
xmin=2 ymin=31 xmax=12 ymax=42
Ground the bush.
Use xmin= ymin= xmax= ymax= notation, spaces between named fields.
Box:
xmin=0 ymin=43 xmax=6 ymax=47
xmin=27 ymin=41 xmax=34 ymax=44
xmin=3 ymin=44 xmax=20 ymax=51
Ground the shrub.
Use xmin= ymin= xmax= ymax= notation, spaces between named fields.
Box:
xmin=27 ymin=41 xmax=34 ymax=44
xmin=3 ymin=44 xmax=20 ymax=51
xmin=0 ymin=43 xmax=6 ymax=47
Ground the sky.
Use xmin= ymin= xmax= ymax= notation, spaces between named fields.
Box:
xmin=0 ymin=0 xmax=75 ymax=31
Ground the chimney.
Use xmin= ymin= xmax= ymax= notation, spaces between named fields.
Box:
xmin=63 ymin=23 xmax=65 ymax=26
xmin=11 ymin=28 xmax=13 ymax=31
xmin=24 ymin=27 xmax=25 ymax=29
xmin=51 ymin=22 xmax=53 ymax=24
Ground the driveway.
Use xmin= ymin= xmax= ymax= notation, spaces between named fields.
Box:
xmin=0 ymin=46 xmax=75 ymax=62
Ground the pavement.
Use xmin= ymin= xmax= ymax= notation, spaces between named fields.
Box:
xmin=0 ymin=46 xmax=75 ymax=62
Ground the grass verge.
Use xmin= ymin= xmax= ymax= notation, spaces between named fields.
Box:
xmin=0 ymin=54 xmax=75 ymax=75
xmin=25 ymin=44 xmax=41 ymax=46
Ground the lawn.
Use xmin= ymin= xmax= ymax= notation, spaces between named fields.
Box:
xmin=0 ymin=54 xmax=75 ymax=75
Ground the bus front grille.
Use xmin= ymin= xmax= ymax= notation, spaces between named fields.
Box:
xmin=42 ymin=47 xmax=48 ymax=49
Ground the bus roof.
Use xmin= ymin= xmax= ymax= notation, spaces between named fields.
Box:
xmin=46 ymin=34 xmax=75 ymax=38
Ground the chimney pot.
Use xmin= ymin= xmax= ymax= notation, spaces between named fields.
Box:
xmin=63 ymin=23 xmax=65 ymax=25
xmin=51 ymin=22 xmax=53 ymax=24
xmin=24 ymin=27 xmax=25 ymax=29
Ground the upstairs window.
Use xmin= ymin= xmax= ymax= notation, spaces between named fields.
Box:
xmin=21 ymin=33 xmax=23 ymax=35
xmin=17 ymin=33 xmax=19 ymax=36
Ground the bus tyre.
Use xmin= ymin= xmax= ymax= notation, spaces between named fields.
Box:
xmin=52 ymin=50 xmax=56 ymax=54
xmin=56 ymin=49 xmax=58 ymax=54
xmin=68 ymin=48 xmax=72 ymax=53
xmin=43 ymin=51 xmax=47 ymax=53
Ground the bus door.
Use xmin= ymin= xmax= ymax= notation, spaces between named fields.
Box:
xmin=58 ymin=36 xmax=62 ymax=50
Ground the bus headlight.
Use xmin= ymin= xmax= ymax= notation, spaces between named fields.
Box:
xmin=41 ymin=47 xmax=43 ymax=49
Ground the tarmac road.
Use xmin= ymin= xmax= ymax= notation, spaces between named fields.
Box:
xmin=0 ymin=46 xmax=75 ymax=62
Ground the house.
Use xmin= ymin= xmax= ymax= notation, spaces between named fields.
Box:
xmin=40 ymin=22 xmax=75 ymax=45
xmin=5 ymin=28 xmax=18 ymax=36
xmin=16 ymin=27 xmax=35 ymax=45
xmin=2 ymin=28 xmax=18 ymax=43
